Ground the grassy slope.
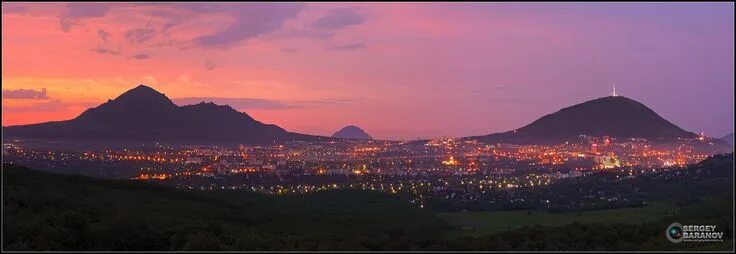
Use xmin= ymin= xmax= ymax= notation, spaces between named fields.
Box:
xmin=3 ymin=164 xmax=449 ymax=251
xmin=441 ymin=154 xmax=734 ymax=251
xmin=441 ymin=201 xmax=676 ymax=236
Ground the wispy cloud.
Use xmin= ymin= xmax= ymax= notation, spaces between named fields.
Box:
xmin=129 ymin=53 xmax=150 ymax=60
xmin=58 ymin=3 xmax=113 ymax=32
xmin=2 ymin=100 xmax=66 ymax=112
xmin=297 ymin=96 xmax=362 ymax=104
xmin=312 ymin=8 xmax=365 ymax=30
xmin=185 ymin=3 xmax=306 ymax=48
xmin=64 ymin=2 xmax=110 ymax=18
xmin=3 ymin=88 xmax=50 ymax=100
xmin=326 ymin=43 xmax=367 ymax=51
xmin=125 ymin=27 xmax=156 ymax=44
xmin=58 ymin=18 xmax=76 ymax=32
xmin=205 ymin=60 xmax=218 ymax=71
xmin=97 ymin=29 xmax=110 ymax=43
xmin=280 ymin=47 xmax=300 ymax=53
xmin=91 ymin=46 xmax=121 ymax=55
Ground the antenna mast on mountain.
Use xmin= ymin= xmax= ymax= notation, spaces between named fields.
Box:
xmin=611 ymin=82 xmax=618 ymax=97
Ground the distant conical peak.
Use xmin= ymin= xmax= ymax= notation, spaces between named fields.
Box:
xmin=333 ymin=125 xmax=373 ymax=140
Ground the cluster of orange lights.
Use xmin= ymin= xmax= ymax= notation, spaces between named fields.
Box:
xmin=232 ymin=168 xmax=262 ymax=173
xmin=135 ymin=174 xmax=169 ymax=180
xmin=442 ymin=156 xmax=458 ymax=166
xmin=112 ymin=155 xmax=180 ymax=163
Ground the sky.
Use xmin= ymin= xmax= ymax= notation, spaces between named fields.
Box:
xmin=2 ymin=2 xmax=734 ymax=140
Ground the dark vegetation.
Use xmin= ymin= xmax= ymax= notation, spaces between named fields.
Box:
xmin=424 ymin=153 xmax=734 ymax=213
xmin=3 ymin=154 xmax=733 ymax=251
xmin=3 ymin=165 xmax=448 ymax=251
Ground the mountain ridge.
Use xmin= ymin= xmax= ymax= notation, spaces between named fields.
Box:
xmin=4 ymin=85 xmax=328 ymax=144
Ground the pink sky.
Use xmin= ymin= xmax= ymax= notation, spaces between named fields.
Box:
xmin=2 ymin=3 xmax=734 ymax=139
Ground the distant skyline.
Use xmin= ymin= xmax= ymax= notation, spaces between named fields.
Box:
xmin=2 ymin=2 xmax=734 ymax=139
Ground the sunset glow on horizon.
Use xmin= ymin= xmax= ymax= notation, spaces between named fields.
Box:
xmin=2 ymin=2 xmax=734 ymax=140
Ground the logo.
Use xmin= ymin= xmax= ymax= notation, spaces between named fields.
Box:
xmin=666 ymin=222 xmax=724 ymax=243
xmin=666 ymin=223 xmax=684 ymax=243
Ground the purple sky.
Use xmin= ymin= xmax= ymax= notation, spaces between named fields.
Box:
xmin=3 ymin=2 xmax=734 ymax=139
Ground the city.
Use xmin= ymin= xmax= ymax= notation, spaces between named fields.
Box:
xmin=2 ymin=133 xmax=724 ymax=212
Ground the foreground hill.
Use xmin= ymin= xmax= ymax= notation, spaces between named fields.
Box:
xmin=3 ymin=85 xmax=328 ymax=144
xmin=3 ymin=154 xmax=732 ymax=251
xmin=470 ymin=96 xmax=697 ymax=144
xmin=2 ymin=164 xmax=448 ymax=250
xmin=722 ymin=133 xmax=734 ymax=147
xmin=332 ymin=125 xmax=373 ymax=140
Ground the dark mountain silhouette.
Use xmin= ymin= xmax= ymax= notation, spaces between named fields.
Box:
xmin=469 ymin=96 xmax=697 ymax=144
xmin=721 ymin=133 xmax=734 ymax=147
xmin=3 ymin=85 xmax=327 ymax=144
xmin=332 ymin=125 xmax=373 ymax=140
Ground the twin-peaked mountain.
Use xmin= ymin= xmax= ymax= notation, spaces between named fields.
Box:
xmin=4 ymin=85 xmax=326 ymax=144
xmin=469 ymin=96 xmax=698 ymax=144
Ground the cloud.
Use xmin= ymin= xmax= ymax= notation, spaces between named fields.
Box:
xmin=97 ymin=29 xmax=110 ymax=43
xmin=129 ymin=53 xmax=150 ymax=60
xmin=2 ymin=99 xmax=97 ymax=113
xmin=2 ymin=3 xmax=28 ymax=15
xmin=205 ymin=60 xmax=218 ymax=71
xmin=125 ymin=27 xmax=156 ymax=44
xmin=281 ymin=47 xmax=300 ymax=53
xmin=64 ymin=3 xmax=110 ymax=18
xmin=312 ymin=8 xmax=365 ymax=30
xmin=173 ymin=97 xmax=300 ymax=110
xmin=91 ymin=46 xmax=121 ymax=55
xmin=184 ymin=3 xmax=306 ymax=48
xmin=58 ymin=18 xmax=76 ymax=32
xmin=2 ymin=88 xmax=50 ymax=100
xmin=11 ymin=3 xmax=307 ymax=49
xmin=297 ymin=96 xmax=362 ymax=105
xmin=57 ymin=3 xmax=112 ymax=32
xmin=2 ymin=100 xmax=67 ymax=113
xmin=326 ymin=43 xmax=367 ymax=51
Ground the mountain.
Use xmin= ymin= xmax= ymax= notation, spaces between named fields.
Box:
xmin=469 ymin=96 xmax=697 ymax=144
xmin=721 ymin=133 xmax=734 ymax=147
xmin=332 ymin=125 xmax=373 ymax=140
xmin=3 ymin=85 xmax=327 ymax=144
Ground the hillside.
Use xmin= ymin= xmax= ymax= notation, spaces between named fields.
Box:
xmin=470 ymin=96 xmax=696 ymax=144
xmin=2 ymin=164 xmax=448 ymax=251
xmin=3 ymin=154 xmax=732 ymax=251
xmin=722 ymin=133 xmax=734 ymax=147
